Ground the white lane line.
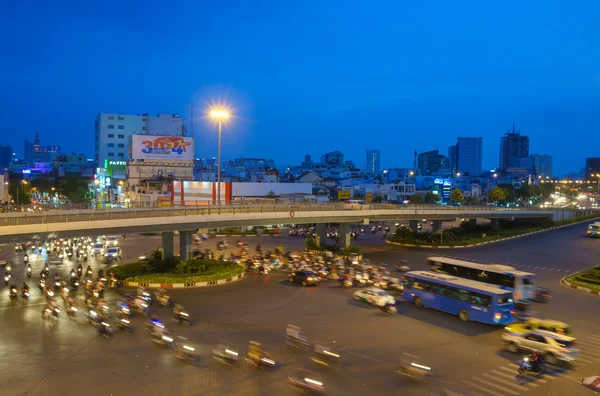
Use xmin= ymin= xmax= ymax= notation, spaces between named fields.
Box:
xmin=580 ymin=338 xmax=600 ymax=347
xmin=587 ymin=334 xmax=600 ymax=341
xmin=580 ymin=349 xmax=600 ymax=358
xmin=576 ymin=357 xmax=596 ymax=364
xmin=471 ymin=377 xmax=519 ymax=395
xmin=491 ymin=370 xmax=538 ymax=387
xmin=498 ymin=366 xmax=546 ymax=383
xmin=532 ymin=266 xmax=539 ymax=269
xmin=540 ymin=267 xmax=548 ymax=270
xmin=547 ymin=268 xmax=555 ymax=271
xmin=462 ymin=380 xmax=507 ymax=396
xmin=336 ymin=348 xmax=386 ymax=364
xmin=481 ymin=373 xmax=530 ymax=391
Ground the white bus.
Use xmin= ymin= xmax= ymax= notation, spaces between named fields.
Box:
xmin=427 ymin=256 xmax=535 ymax=301
xmin=343 ymin=200 xmax=366 ymax=209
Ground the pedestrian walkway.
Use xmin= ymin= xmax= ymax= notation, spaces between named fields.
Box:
xmin=461 ymin=335 xmax=600 ymax=396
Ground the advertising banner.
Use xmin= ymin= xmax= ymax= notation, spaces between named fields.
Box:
xmin=338 ymin=190 xmax=352 ymax=200
xmin=365 ymin=192 xmax=373 ymax=202
xmin=131 ymin=135 xmax=194 ymax=161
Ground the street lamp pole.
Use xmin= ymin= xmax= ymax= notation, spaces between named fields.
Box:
xmin=403 ymin=170 xmax=414 ymax=203
xmin=209 ymin=108 xmax=230 ymax=206
xmin=217 ymin=119 xmax=222 ymax=206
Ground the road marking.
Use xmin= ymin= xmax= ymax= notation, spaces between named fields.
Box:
xmin=580 ymin=338 xmax=600 ymax=347
xmin=576 ymin=356 xmax=596 ymax=363
xmin=481 ymin=373 xmax=530 ymax=391
xmin=462 ymin=380 xmax=507 ymax=396
xmin=491 ymin=370 xmax=538 ymax=387
xmin=587 ymin=334 xmax=600 ymax=341
xmin=0 ymin=302 xmax=46 ymax=310
xmin=336 ymin=348 xmax=386 ymax=364
xmin=540 ymin=267 xmax=548 ymax=270
xmin=532 ymin=267 xmax=539 ymax=269
xmin=470 ymin=377 xmax=519 ymax=395
xmin=499 ymin=366 xmax=547 ymax=383
xmin=580 ymin=349 xmax=600 ymax=358
xmin=547 ymin=268 xmax=555 ymax=271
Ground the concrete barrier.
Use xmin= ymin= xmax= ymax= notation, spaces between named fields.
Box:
xmin=120 ymin=271 xmax=246 ymax=289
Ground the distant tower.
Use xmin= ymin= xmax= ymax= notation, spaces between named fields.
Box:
xmin=34 ymin=131 xmax=40 ymax=145
xmin=413 ymin=150 xmax=418 ymax=171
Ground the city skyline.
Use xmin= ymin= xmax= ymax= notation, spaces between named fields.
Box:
xmin=3 ymin=1 xmax=599 ymax=175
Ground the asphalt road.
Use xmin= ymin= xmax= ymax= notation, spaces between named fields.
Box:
xmin=0 ymin=223 xmax=598 ymax=396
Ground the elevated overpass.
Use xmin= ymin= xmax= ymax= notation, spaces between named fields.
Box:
xmin=0 ymin=203 xmax=592 ymax=258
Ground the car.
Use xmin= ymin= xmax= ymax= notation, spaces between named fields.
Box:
xmin=288 ymin=270 xmax=320 ymax=286
xmin=106 ymin=236 xmax=118 ymax=247
xmin=353 ymin=288 xmax=395 ymax=307
xmin=505 ymin=318 xmax=574 ymax=338
xmin=502 ymin=330 xmax=579 ymax=365
xmin=91 ymin=242 xmax=105 ymax=256
xmin=104 ymin=247 xmax=122 ymax=262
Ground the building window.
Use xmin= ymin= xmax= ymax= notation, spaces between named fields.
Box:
xmin=108 ymin=116 xmax=114 ymax=120
xmin=108 ymin=125 xmax=115 ymax=129
xmin=118 ymin=143 xmax=124 ymax=148
xmin=142 ymin=118 xmax=146 ymax=122
xmin=108 ymin=152 xmax=114 ymax=157
xmin=108 ymin=143 xmax=114 ymax=147
xmin=108 ymin=134 xmax=114 ymax=138
xmin=118 ymin=125 xmax=124 ymax=130
xmin=118 ymin=134 xmax=124 ymax=139
xmin=118 ymin=116 xmax=124 ymax=120
xmin=118 ymin=153 xmax=124 ymax=158
xmin=142 ymin=126 xmax=146 ymax=130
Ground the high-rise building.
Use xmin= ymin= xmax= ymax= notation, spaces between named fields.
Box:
xmin=0 ymin=144 xmax=13 ymax=169
xmin=585 ymin=158 xmax=600 ymax=178
xmin=321 ymin=150 xmax=344 ymax=166
xmin=448 ymin=145 xmax=458 ymax=174
xmin=366 ymin=149 xmax=381 ymax=174
xmin=23 ymin=132 xmax=61 ymax=166
xmin=530 ymin=154 xmax=553 ymax=178
xmin=417 ymin=150 xmax=448 ymax=175
xmin=95 ymin=113 xmax=186 ymax=175
xmin=499 ymin=125 xmax=529 ymax=169
xmin=456 ymin=137 xmax=483 ymax=176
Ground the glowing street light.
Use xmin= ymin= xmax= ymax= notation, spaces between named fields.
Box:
xmin=209 ymin=107 xmax=231 ymax=206
xmin=403 ymin=170 xmax=415 ymax=202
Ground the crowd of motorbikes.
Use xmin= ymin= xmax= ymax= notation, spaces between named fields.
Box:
xmin=15 ymin=237 xmax=97 ymax=264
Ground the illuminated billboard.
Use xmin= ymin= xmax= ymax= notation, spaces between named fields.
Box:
xmin=131 ymin=135 xmax=194 ymax=161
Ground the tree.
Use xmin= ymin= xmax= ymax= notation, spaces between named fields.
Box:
xmin=60 ymin=177 xmax=91 ymax=202
xmin=464 ymin=196 xmax=479 ymax=205
xmin=450 ymin=188 xmax=464 ymax=204
xmin=424 ymin=191 xmax=441 ymax=204
xmin=8 ymin=181 xmax=31 ymax=205
xmin=372 ymin=195 xmax=384 ymax=203
xmin=30 ymin=178 xmax=55 ymax=193
xmin=266 ymin=190 xmax=276 ymax=198
xmin=489 ymin=187 xmax=506 ymax=202
xmin=408 ymin=193 xmax=425 ymax=204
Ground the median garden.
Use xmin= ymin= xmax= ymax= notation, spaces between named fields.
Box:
xmin=305 ymin=238 xmax=361 ymax=256
xmin=564 ymin=265 xmax=600 ymax=293
xmin=107 ymin=249 xmax=244 ymax=284
xmin=388 ymin=213 xmax=600 ymax=247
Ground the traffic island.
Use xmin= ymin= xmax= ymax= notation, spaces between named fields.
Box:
xmin=107 ymin=255 xmax=246 ymax=288
xmin=561 ymin=267 xmax=600 ymax=296
xmin=387 ymin=214 xmax=600 ymax=249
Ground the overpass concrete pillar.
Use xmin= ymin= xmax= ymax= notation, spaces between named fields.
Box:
xmin=469 ymin=219 xmax=477 ymax=227
xmin=490 ymin=219 xmax=499 ymax=229
xmin=315 ymin=223 xmax=327 ymax=247
xmin=339 ymin=223 xmax=351 ymax=249
xmin=162 ymin=231 xmax=174 ymax=259
xmin=432 ymin=220 xmax=442 ymax=232
xmin=179 ymin=230 xmax=193 ymax=261
xmin=409 ymin=220 xmax=419 ymax=233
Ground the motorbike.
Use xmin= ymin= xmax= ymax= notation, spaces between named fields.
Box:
xmin=66 ymin=305 xmax=78 ymax=318
xmin=310 ymin=348 xmax=341 ymax=368
xmin=381 ymin=303 xmax=397 ymax=315
xmin=212 ymin=345 xmax=240 ymax=365
xmin=24 ymin=255 xmax=29 ymax=264
xmin=83 ymin=252 xmax=88 ymax=262
xmin=245 ymin=354 xmax=276 ymax=369
xmin=10 ymin=286 xmax=18 ymax=302
xmin=285 ymin=335 xmax=312 ymax=352
xmin=172 ymin=338 xmax=197 ymax=364
xmin=98 ymin=321 xmax=113 ymax=338
xmin=174 ymin=311 xmax=191 ymax=327
xmin=288 ymin=375 xmax=325 ymax=395
xmin=531 ymin=287 xmax=551 ymax=303
xmin=115 ymin=316 xmax=132 ymax=333
xmin=518 ymin=357 xmax=546 ymax=375
xmin=151 ymin=331 xmax=175 ymax=348
xmin=4 ymin=273 xmax=11 ymax=285
xmin=42 ymin=306 xmax=60 ymax=320
xmin=395 ymin=361 xmax=435 ymax=381
xmin=77 ymin=267 xmax=83 ymax=278
xmin=21 ymin=288 xmax=30 ymax=300
xmin=27 ymin=267 xmax=32 ymax=279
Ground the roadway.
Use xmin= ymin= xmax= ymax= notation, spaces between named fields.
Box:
xmin=0 ymin=223 xmax=598 ymax=395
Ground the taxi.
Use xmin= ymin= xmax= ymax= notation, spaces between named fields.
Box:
xmin=505 ymin=318 xmax=573 ymax=338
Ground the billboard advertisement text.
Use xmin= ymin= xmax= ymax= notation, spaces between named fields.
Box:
xmin=132 ymin=135 xmax=194 ymax=161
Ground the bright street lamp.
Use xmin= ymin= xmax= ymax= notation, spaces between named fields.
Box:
xmin=209 ymin=108 xmax=231 ymax=206
xmin=403 ymin=170 xmax=414 ymax=202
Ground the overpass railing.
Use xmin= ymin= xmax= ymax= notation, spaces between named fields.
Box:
xmin=0 ymin=203 xmax=556 ymax=227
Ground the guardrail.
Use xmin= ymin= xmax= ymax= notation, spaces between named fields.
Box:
xmin=0 ymin=203 xmax=561 ymax=227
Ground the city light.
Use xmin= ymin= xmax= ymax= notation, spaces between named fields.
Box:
xmin=209 ymin=108 xmax=230 ymax=120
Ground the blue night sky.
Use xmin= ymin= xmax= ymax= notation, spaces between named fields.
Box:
xmin=2 ymin=1 xmax=599 ymax=176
